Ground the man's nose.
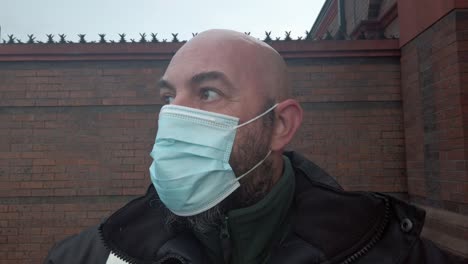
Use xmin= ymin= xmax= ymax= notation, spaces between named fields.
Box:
xmin=170 ymin=91 xmax=198 ymax=109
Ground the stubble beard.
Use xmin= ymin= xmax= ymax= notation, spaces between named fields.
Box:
xmin=164 ymin=107 xmax=275 ymax=234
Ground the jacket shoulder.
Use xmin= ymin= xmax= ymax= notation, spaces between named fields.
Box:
xmin=44 ymin=225 xmax=109 ymax=264
xmin=285 ymin=151 xmax=466 ymax=263
xmin=285 ymin=151 xmax=342 ymax=189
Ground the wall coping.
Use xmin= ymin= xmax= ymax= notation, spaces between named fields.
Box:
xmin=420 ymin=205 xmax=468 ymax=258
xmin=0 ymin=40 xmax=400 ymax=62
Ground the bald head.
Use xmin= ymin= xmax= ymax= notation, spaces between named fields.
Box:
xmin=163 ymin=29 xmax=289 ymax=109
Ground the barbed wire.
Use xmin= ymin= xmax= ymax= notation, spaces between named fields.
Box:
xmin=0 ymin=30 xmax=361 ymax=45
xmin=1 ymin=30 xmax=396 ymax=45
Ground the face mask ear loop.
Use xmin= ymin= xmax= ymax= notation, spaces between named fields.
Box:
xmin=234 ymin=103 xmax=278 ymax=129
xmin=236 ymin=150 xmax=272 ymax=182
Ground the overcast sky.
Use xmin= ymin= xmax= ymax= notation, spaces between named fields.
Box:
xmin=1 ymin=0 xmax=326 ymax=43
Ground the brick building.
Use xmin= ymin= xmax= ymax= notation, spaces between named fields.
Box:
xmin=0 ymin=0 xmax=467 ymax=263
xmin=310 ymin=0 xmax=468 ymax=258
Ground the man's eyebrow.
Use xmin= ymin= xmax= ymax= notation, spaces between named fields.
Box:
xmin=190 ymin=71 xmax=235 ymax=89
xmin=157 ymin=79 xmax=175 ymax=91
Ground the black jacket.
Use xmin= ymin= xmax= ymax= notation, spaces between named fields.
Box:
xmin=45 ymin=152 xmax=464 ymax=263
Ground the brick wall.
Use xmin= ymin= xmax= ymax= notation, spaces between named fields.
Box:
xmin=0 ymin=61 xmax=165 ymax=263
xmin=288 ymin=57 xmax=404 ymax=192
xmin=0 ymin=41 xmax=403 ymax=263
xmin=397 ymin=0 xmax=468 ymax=46
xmin=401 ymin=9 xmax=468 ymax=257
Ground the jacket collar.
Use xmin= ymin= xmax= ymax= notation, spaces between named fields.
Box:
xmin=99 ymin=186 xmax=175 ymax=263
xmin=100 ymin=151 xmax=426 ymax=263
xmin=285 ymin=151 xmax=425 ymax=263
xmin=225 ymin=155 xmax=296 ymax=263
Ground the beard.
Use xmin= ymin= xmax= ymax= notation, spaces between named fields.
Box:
xmin=163 ymin=104 xmax=276 ymax=233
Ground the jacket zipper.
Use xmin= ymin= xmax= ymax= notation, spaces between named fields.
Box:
xmin=98 ymin=224 xmax=141 ymax=264
xmin=338 ymin=196 xmax=391 ymax=264
xmin=220 ymin=216 xmax=232 ymax=263
xmin=99 ymin=225 xmax=187 ymax=264
xmin=154 ymin=254 xmax=186 ymax=264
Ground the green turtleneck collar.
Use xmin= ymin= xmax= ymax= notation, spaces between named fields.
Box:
xmin=195 ymin=155 xmax=296 ymax=264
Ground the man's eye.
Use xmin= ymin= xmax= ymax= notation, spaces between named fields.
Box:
xmin=200 ymin=89 xmax=221 ymax=102
xmin=161 ymin=95 xmax=174 ymax=104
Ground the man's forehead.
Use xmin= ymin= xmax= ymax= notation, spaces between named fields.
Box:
xmin=163 ymin=46 xmax=248 ymax=87
xmin=162 ymin=60 xmax=239 ymax=85
xmin=158 ymin=70 xmax=235 ymax=90
xmin=168 ymin=31 xmax=264 ymax=69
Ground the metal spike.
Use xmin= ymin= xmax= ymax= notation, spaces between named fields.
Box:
xmin=119 ymin=33 xmax=127 ymax=43
xmin=139 ymin=33 xmax=147 ymax=43
xmin=46 ymin=34 xmax=55 ymax=44
xmin=264 ymin=31 xmax=272 ymax=42
xmin=99 ymin=34 xmax=106 ymax=43
xmin=151 ymin=33 xmax=159 ymax=43
xmin=78 ymin=34 xmax=87 ymax=43
xmin=59 ymin=34 xmax=67 ymax=44
xmin=7 ymin=35 xmax=15 ymax=44
xmin=27 ymin=34 xmax=36 ymax=44
xmin=171 ymin=33 xmax=179 ymax=43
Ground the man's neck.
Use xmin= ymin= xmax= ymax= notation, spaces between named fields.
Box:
xmin=270 ymin=152 xmax=285 ymax=185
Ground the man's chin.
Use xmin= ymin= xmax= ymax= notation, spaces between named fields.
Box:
xmin=164 ymin=204 xmax=225 ymax=233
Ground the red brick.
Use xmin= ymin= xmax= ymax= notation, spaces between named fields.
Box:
xmin=29 ymin=189 xmax=49 ymax=197
xmin=120 ymin=172 xmax=144 ymax=180
xmin=20 ymin=152 xmax=45 ymax=159
xmin=0 ymin=152 xmax=21 ymax=159
xmin=77 ymin=188 xmax=100 ymax=196
xmin=0 ymin=206 xmax=8 ymax=213
xmin=19 ymin=182 xmax=43 ymax=189
xmin=46 ymin=91 xmax=69 ymax=98
xmin=54 ymin=189 xmax=76 ymax=196
xmin=111 ymin=90 xmax=137 ymax=97
xmin=447 ymin=149 xmax=465 ymax=160
xmin=32 ymin=159 xmax=56 ymax=166
xmin=34 ymin=99 xmax=58 ymax=106
xmin=122 ymin=188 xmax=145 ymax=195
xmin=69 ymin=91 xmax=96 ymax=98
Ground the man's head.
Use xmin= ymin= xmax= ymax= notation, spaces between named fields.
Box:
xmin=157 ymin=29 xmax=303 ymax=232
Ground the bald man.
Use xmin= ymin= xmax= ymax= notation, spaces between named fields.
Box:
xmin=45 ymin=30 xmax=463 ymax=264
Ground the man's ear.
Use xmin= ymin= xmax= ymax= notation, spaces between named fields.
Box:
xmin=270 ymin=99 xmax=303 ymax=151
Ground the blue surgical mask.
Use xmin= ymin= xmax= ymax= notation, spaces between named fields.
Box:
xmin=149 ymin=104 xmax=277 ymax=216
